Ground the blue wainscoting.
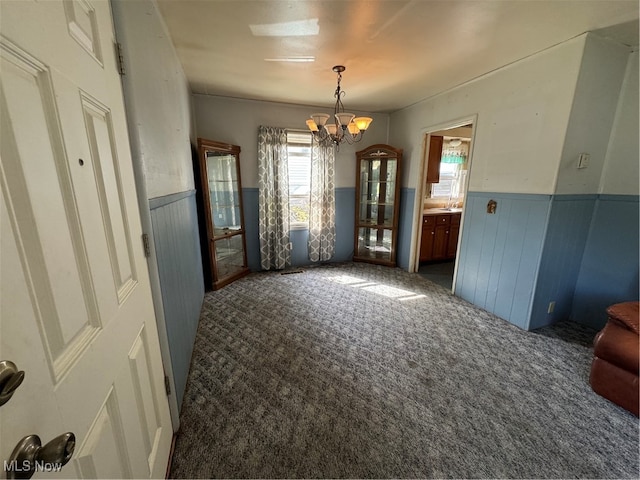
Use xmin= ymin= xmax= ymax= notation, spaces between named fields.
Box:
xmin=455 ymin=192 xmax=551 ymax=330
xmin=242 ymin=188 xmax=261 ymax=271
xmin=334 ymin=188 xmax=356 ymax=262
xmin=571 ymin=195 xmax=639 ymax=330
xmin=149 ymin=190 xmax=204 ymax=408
xmin=529 ymin=195 xmax=596 ymax=330
xmin=396 ymin=188 xmax=415 ymax=270
xmin=243 ymin=187 xmax=356 ymax=270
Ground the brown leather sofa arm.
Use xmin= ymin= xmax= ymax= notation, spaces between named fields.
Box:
xmin=607 ymin=302 xmax=639 ymax=334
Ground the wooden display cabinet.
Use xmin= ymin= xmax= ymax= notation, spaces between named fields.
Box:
xmin=196 ymin=138 xmax=250 ymax=290
xmin=353 ymin=144 xmax=402 ymax=267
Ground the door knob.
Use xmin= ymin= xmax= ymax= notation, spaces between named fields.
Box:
xmin=6 ymin=433 xmax=75 ymax=479
xmin=0 ymin=360 xmax=25 ymax=407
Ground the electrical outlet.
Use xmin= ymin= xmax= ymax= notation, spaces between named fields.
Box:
xmin=548 ymin=301 xmax=556 ymax=314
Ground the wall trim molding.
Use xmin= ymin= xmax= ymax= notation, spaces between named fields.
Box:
xmin=552 ymin=194 xmax=598 ymax=201
xmin=598 ymin=194 xmax=639 ymax=202
xmin=467 ymin=192 xmax=638 ymax=202
xmin=149 ymin=189 xmax=196 ymax=210
xmin=466 ymin=191 xmax=552 ymax=201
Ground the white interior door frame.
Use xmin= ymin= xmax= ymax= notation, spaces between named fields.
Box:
xmin=409 ymin=115 xmax=478 ymax=294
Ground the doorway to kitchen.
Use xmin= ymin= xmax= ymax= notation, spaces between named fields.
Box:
xmin=413 ymin=118 xmax=475 ymax=292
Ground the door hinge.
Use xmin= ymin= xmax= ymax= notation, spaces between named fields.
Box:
xmin=115 ymin=42 xmax=125 ymax=75
xmin=142 ymin=233 xmax=151 ymax=257
xmin=164 ymin=375 xmax=171 ymax=396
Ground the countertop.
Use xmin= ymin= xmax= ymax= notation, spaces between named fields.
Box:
xmin=423 ymin=207 xmax=463 ymax=215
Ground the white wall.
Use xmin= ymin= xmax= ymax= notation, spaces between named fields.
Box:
xmin=112 ymin=0 xmax=195 ymax=199
xmin=111 ymin=0 xmax=202 ymax=427
xmin=389 ymin=36 xmax=586 ymax=195
xmin=555 ymin=34 xmax=631 ymax=195
xmin=600 ymin=49 xmax=639 ymax=195
xmin=193 ymin=95 xmax=390 ymax=188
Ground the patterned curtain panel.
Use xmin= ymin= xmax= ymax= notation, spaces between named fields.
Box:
xmin=308 ymin=142 xmax=336 ymax=262
xmin=258 ymin=126 xmax=291 ymax=270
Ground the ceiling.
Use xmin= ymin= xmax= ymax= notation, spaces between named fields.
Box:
xmin=156 ymin=0 xmax=639 ymax=113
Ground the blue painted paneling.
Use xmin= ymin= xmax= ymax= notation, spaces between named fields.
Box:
xmin=572 ymin=195 xmax=639 ymax=330
xmin=455 ymin=192 xmax=551 ymax=330
xmin=529 ymin=195 xmax=596 ymax=330
xmin=243 ymin=187 xmax=356 ymax=270
xmin=150 ymin=191 xmax=204 ymax=409
xmin=334 ymin=188 xmax=356 ymax=262
xmin=242 ymin=188 xmax=261 ymax=271
xmin=396 ymin=188 xmax=415 ymax=270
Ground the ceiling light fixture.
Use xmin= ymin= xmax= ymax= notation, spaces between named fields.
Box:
xmin=305 ymin=65 xmax=372 ymax=148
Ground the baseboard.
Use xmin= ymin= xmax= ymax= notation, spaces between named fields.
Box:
xmin=165 ymin=433 xmax=177 ymax=479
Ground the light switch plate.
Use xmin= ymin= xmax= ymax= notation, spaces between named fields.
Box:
xmin=577 ymin=153 xmax=590 ymax=169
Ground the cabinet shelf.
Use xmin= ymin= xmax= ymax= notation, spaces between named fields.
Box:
xmin=213 ymin=226 xmax=243 ymax=239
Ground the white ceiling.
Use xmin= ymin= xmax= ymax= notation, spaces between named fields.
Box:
xmin=156 ymin=0 xmax=639 ymax=113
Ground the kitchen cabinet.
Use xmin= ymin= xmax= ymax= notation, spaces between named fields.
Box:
xmin=420 ymin=215 xmax=436 ymax=262
xmin=426 ymin=135 xmax=444 ymax=184
xmin=354 ymin=144 xmax=402 ymax=267
xmin=196 ymin=138 xmax=250 ymax=290
xmin=420 ymin=211 xmax=461 ymax=262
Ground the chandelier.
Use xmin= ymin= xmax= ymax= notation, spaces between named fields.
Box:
xmin=305 ymin=65 xmax=373 ymax=147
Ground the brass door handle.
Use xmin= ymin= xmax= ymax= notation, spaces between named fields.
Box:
xmin=0 ymin=360 xmax=25 ymax=407
xmin=7 ymin=433 xmax=75 ymax=479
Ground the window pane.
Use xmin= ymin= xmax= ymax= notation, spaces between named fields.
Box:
xmin=431 ymin=163 xmax=462 ymax=198
xmin=290 ymin=195 xmax=310 ymax=224
xmin=287 ymin=132 xmax=312 ymax=226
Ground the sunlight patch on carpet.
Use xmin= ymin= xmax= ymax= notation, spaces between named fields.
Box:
xmin=327 ymin=274 xmax=425 ymax=300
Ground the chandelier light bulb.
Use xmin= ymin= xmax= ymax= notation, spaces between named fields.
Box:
xmin=311 ymin=113 xmax=330 ymax=127
xmin=347 ymin=122 xmax=360 ymax=135
xmin=335 ymin=112 xmax=355 ymax=127
xmin=306 ymin=119 xmax=319 ymax=132
xmin=353 ymin=117 xmax=373 ymax=131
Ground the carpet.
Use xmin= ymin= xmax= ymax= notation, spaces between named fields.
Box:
xmin=169 ymin=262 xmax=639 ymax=479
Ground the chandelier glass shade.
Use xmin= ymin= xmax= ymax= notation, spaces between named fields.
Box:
xmin=306 ymin=65 xmax=372 ymax=147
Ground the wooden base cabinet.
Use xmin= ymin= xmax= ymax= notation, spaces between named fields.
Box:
xmin=420 ymin=212 xmax=461 ymax=262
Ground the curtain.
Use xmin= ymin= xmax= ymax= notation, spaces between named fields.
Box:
xmin=258 ymin=126 xmax=290 ymax=270
xmin=308 ymin=141 xmax=336 ymax=262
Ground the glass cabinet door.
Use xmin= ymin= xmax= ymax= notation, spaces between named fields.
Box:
xmin=198 ymin=139 xmax=250 ymax=290
xmin=353 ymin=145 xmax=402 ymax=266
xmin=206 ymin=152 xmax=242 ymax=235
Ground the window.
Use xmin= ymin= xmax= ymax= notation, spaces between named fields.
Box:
xmin=287 ymin=131 xmax=312 ymax=228
xmin=430 ymin=163 xmax=468 ymax=201
xmin=431 ymin=163 xmax=460 ymax=198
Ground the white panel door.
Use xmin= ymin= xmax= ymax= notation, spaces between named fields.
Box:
xmin=0 ymin=1 xmax=172 ymax=478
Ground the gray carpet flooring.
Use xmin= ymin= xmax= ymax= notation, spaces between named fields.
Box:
xmin=170 ymin=262 xmax=639 ymax=479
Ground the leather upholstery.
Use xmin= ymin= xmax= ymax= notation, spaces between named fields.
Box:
xmin=589 ymin=301 xmax=639 ymax=416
